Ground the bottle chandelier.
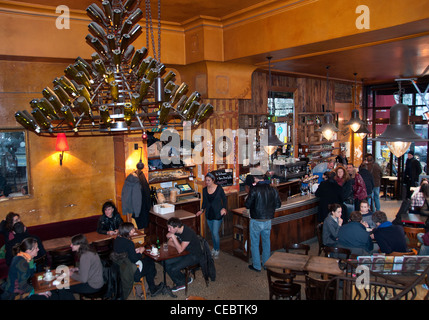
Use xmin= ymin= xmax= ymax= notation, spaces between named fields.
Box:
xmin=14 ymin=0 xmax=214 ymax=136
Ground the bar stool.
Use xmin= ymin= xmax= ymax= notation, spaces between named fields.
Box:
xmin=133 ymin=276 xmax=147 ymax=300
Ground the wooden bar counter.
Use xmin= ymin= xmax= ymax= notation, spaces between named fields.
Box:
xmin=231 ymin=194 xmax=318 ymax=262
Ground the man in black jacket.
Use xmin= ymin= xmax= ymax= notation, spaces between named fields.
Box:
xmin=245 ymin=171 xmax=281 ymax=272
xmin=404 ymin=151 xmax=422 ymax=199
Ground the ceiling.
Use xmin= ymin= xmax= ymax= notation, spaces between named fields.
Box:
xmin=13 ymin=0 xmax=429 ymax=85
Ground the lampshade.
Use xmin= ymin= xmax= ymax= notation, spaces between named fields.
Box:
xmin=345 ymin=109 xmax=365 ymax=132
xmin=355 ymin=124 xmax=370 ymax=139
xmin=263 ymin=122 xmax=283 ymax=155
xmin=316 ymin=113 xmax=338 ymax=141
xmin=372 ymin=103 xmax=428 ymax=157
xmin=55 ymin=133 xmax=69 ymax=152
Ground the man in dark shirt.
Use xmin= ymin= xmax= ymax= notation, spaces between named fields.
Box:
xmin=371 ymin=211 xmax=407 ymax=254
xmin=404 ymin=151 xmax=422 ymax=199
xmin=165 ymin=217 xmax=202 ymax=292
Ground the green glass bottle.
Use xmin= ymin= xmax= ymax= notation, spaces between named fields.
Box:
xmin=144 ymin=68 xmax=159 ymax=85
xmin=181 ymin=91 xmax=201 ymax=115
xmin=158 ymin=102 xmax=172 ymax=124
xmin=104 ymin=70 xmax=115 ymax=84
xmin=86 ymin=3 xmax=109 ymax=27
xmin=110 ymin=81 xmax=119 ymax=101
xmin=61 ymin=105 xmax=77 ymax=129
xmin=47 ymin=95 xmax=65 ymax=116
xmin=31 ymin=108 xmax=52 ymax=131
xmin=112 ymin=8 xmax=123 ymax=30
xmin=175 ymin=95 xmax=188 ymax=112
xmin=127 ymin=24 xmax=142 ymax=45
xmin=120 ymin=19 xmax=133 ymax=36
xmin=37 ymin=98 xmax=59 ymax=120
xmin=123 ymin=102 xmax=134 ymax=126
xmin=163 ymin=70 xmax=176 ymax=84
xmin=75 ymin=72 xmax=92 ymax=92
xmin=89 ymin=37 xmax=109 ymax=59
xmin=99 ymin=105 xmax=112 ymax=125
xmin=129 ymin=47 xmax=148 ymax=72
xmin=120 ymin=34 xmax=131 ymax=54
xmin=94 ymin=59 xmax=108 ymax=77
xmin=124 ymin=0 xmax=137 ymax=11
xmin=73 ymin=62 xmax=93 ymax=82
xmin=184 ymin=101 xmax=200 ymax=120
xmin=106 ymin=34 xmax=117 ymax=52
xmin=74 ymin=96 xmax=94 ymax=120
xmin=193 ymin=103 xmax=214 ymax=126
xmin=123 ymin=45 xmax=135 ymax=63
xmin=15 ymin=111 xmax=39 ymax=133
xmin=171 ymin=82 xmax=189 ymax=106
xmin=112 ymin=49 xmax=122 ymax=72
xmin=91 ymin=52 xmax=102 ymax=63
xmin=101 ymin=0 xmax=113 ymax=26
xmin=131 ymin=93 xmax=140 ymax=111
xmin=135 ymin=57 xmax=152 ymax=78
xmin=57 ymin=76 xmax=78 ymax=97
xmin=127 ymin=8 xmax=143 ymax=25
xmin=88 ymin=22 xmax=107 ymax=43
xmin=42 ymin=86 xmax=58 ymax=101
xmin=64 ymin=64 xmax=80 ymax=80
xmin=76 ymin=84 xmax=93 ymax=104
xmin=53 ymin=85 xmax=72 ymax=106
xmin=138 ymin=78 xmax=151 ymax=101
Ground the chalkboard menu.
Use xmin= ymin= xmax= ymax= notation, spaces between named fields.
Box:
xmin=212 ymin=169 xmax=233 ymax=187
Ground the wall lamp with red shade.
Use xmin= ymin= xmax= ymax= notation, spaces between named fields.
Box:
xmin=55 ymin=133 xmax=69 ymax=166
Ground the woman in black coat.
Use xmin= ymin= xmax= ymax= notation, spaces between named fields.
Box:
xmin=315 ymin=171 xmax=344 ymax=222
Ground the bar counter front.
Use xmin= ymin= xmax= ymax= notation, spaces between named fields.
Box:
xmin=231 ymin=194 xmax=319 ymax=262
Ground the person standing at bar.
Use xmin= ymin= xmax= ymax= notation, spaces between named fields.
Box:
xmin=196 ymin=172 xmax=228 ymax=259
xmin=245 ymin=170 xmax=281 ymax=272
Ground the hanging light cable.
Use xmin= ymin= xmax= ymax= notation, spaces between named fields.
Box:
xmin=317 ymin=66 xmax=339 ymax=141
xmin=345 ymin=73 xmax=365 ymax=132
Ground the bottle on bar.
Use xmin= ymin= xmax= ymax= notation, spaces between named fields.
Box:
xmin=158 ymin=102 xmax=171 ymax=124
xmin=73 ymin=62 xmax=93 ymax=82
xmin=99 ymin=105 xmax=111 ymax=125
xmin=88 ymin=22 xmax=107 ymax=44
xmin=74 ymin=96 xmax=94 ymax=120
xmin=110 ymin=81 xmax=119 ymax=101
xmin=61 ymin=105 xmax=77 ymax=129
xmin=171 ymin=82 xmax=189 ymax=106
xmin=31 ymin=108 xmax=52 ymax=131
xmin=91 ymin=52 xmax=102 ymax=63
xmin=86 ymin=4 xmax=109 ymax=28
xmin=75 ymin=72 xmax=92 ymax=92
xmin=135 ymin=57 xmax=152 ymax=78
xmin=65 ymin=64 xmax=80 ymax=80
xmin=124 ymin=102 xmax=134 ymax=126
xmin=101 ymin=0 xmax=113 ymax=25
xmin=89 ymin=38 xmax=109 ymax=59
xmin=193 ymin=103 xmax=214 ymax=126
xmin=75 ymin=56 xmax=94 ymax=77
xmin=163 ymin=70 xmax=176 ymax=84
xmin=157 ymin=63 xmax=166 ymax=76
xmin=36 ymin=98 xmax=59 ymax=120
xmin=15 ymin=111 xmax=40 ymax=133
xmin=53 ymin=85 xmax=72 ymax=106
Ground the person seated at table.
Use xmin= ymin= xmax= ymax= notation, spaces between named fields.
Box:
xmin=370 ymin=211 xmax=407 ymax=254
xmin=337 ymin=211 xmax=374 ymax=256
xmin=359 ymin=200 xmax=376 ymax=230
xmin=322 ymin=203 xmax=343 ymax=247
xmin=410 ymin=179 xmax=429 ymax=213
xmin=165 ymin=217 xmax=203 ymax=292
xmin=113 ymin=222 xmax=163 ymax=298
xmin=0 ymin=237 xmax=74 ymax=300
xmin=5 ymin=222 xmax=46 ymax=271
xmin=69 ymin=234 xmax=104 ymax=295
xmin=0 ymin=212 xmax=20 ymax=243
xmin=97 ymin=201 xmax=123 ymax=236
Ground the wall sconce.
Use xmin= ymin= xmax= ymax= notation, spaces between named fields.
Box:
xmin=372 ymin=103 xmax=427 ymax=157
xmin=55 ymin=133 xmax=69 ymax=165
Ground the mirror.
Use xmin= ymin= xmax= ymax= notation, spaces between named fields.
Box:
xmin=0 ymin=130 xmax=29 ymax=199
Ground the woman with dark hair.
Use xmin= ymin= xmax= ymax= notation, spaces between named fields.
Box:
xmin=97 ymin=201 xmax=123 ymax=235
xmin=334 ymin=165 xmax=353 ymax=221
xmin=196 ymin=172 xmax=227 ymax=259
xmin=0 ymin=212 xmax=20 ymax=242
xmin=322 ymin=203 xmax=343 ymax=247
xmin=69 ymin=234 xmax=104 ymax=295
xmin=113 ymin=222 xmax=163 ymax=298
xmin=315 ymin=171 xmax=344 ymax=222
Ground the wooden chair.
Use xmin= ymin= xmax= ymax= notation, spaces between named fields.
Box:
xmin=266 ymin=268 xmax=301 ymax=300
xmin=403 ymin=226 xmax=426 ymax=250
xmin=50 ymin=247 xmax=75 ymax=269
xmin=316 ymin=223 xmax=324 ymax=256
xmin=304 ymin=275 xmax=336 ymax=300
xmin=133 ymin=276 xmax=147 ymax=300
xmin=183 ymin=263 xmax=208 ymax=296
xmin=323 ymin=246 xmax=351 ymax=260
xmin=285 ymin=243 xmax=310 ymax=255
xmin=92 ymin=238 xmax=114 ymax=261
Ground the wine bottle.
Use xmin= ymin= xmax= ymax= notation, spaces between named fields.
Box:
xmin=73 ymin=62 xmax=93 ymax=82
xmin=163 ymin=70 xmax=176 ymax=84
xmin=75 ymin=71 xmax=92 ymax=91
xmin=56 ymin=76 xmax=78 ymax=97
xmin=75 ymin=56 xmax=93 ymax=76
xmin=129 ymin=47 xmax=148 ymax=72
xmin=101 ymin=0 xmax=113 ymax=26
xmin=131 ymin=93 xmax=140 ymax=111
xmin=184 ymin=101 xmax=200 ymax=120
xmin=127 ymin=8 xmax=143 ymax=25
xmin=89 ymin=37 xmax=109 ymax=59
xmin=157 ymin=63 xmax=166 ymax=76
xmin=181 ymin=91 xmax=201 ymax=115
xmin=112 ymin=49 xmax=121 ymax=72
xmin=104 ymin=69 xmax=115 ymax=84
xmin=47 ymin=95 xmax=65 ymax=116
xmin=53 ymin=85 xmax=72 ymax=105
xmin=31 ymin=107 xmax=52 ymax=131
xmin=110 ymin=81 xmax=119 ymax=101
xmin=127 ymin=24 xmax=142 ymax=44
xmin=123 ymin=102 xmax=134 ymax=125
xmin=124 ymin=0 xmax=137 ymax=11
xmin=61 ymin=105 xmax=77 ymax=129
xmin=175 ymin=95 xmax=188 ymax=112
xmin=135 ymin=57 xmax=152 ymax=78
xmin=94 ymin=59 xmax=108 ymax=77
xmin=15 ymin=111 xmax=39 ymax=133
xmin=123 ymin=45 xmax=135 ymax=63
xmin=106 ymin=34 xmax=117 ymax=52
xmin=144 ymin=68 xmax=159 ymax=85
xmin=42 ymin=86 xmax=58 ymax=101
xmin=91 ymin=52 xmax=102 ymax=63
xmin=138 ymin=78 xmax=151 ymax=101
xmin=193 ymin=103 xmax=214 ymax=126
xmin=88 ymin=22 xmax=107 ymax=44
xmin=37 ymin=98 xmax=59 ymax=120
xmin=99 ymin=105 xmax=112 ymax=124
xmin=171 ymin=82 xmax=189 ymax=106
xmin=119 ymin=34 xmax=131 ymax=54
xmin=158 ymin=102 xmax=171 ymax=124
xmin=112 ymin=9 xmax=123 ymax=30
xmin=120 ymin=19 xmax=133 ymax=36
xmin=74 ymin=96 xmax=94 ymax=120
xmin=86 ymin=4 xmax=109 ymax=28
xmin=75 ymin=84 xmax=92 ymax=104
xmin=64 ymin=64 xmax=80 ymax=80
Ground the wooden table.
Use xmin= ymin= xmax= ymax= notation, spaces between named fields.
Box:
xmin=264 ymin=252 xmax=344 ymax=277
xmin=382 ymin=176 xmax=397 ymax=200
xmin=401 ymin=213 xmax=426 ymax=227
xmin=32 ymin=268 xmax=79 ymax=294
xmin=143 ymin=245 xmax=189 ymax=284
